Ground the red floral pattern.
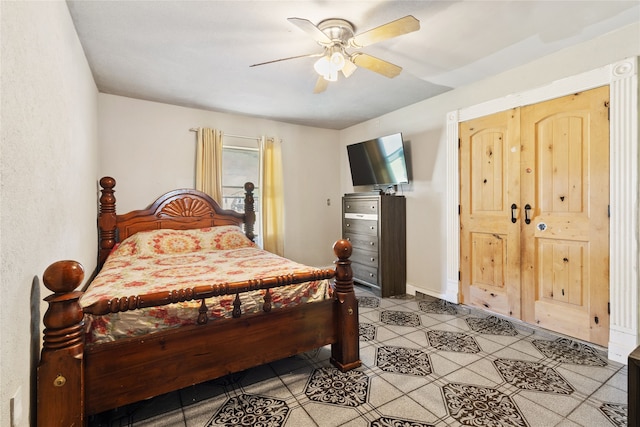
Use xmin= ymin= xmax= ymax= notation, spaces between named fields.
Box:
xmin=82 ymin=227 xmax=332 ymax=344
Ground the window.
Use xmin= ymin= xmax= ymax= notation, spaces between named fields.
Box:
xmin=221 ymin=137 xmax=261 ymax=245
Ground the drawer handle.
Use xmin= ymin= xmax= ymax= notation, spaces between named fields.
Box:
xmin=53 ymin=375 xmax=66 ymax=387
xmin=370 ymin=226 xmax=374 ymax=230
xmin=371 ymin=206 xmax=375 ymax=209
xmin=369 ymin=273 xmax=374 ymax=277
xmin=370 ymin=242 xmax=375 ymax=246
xmin=346 ymin=205 xmax=351 ymax=209
xmin=346 ymin=223 xmax=350 ymax=227
xmin=370 ymin=257 xmax=375 ymax=262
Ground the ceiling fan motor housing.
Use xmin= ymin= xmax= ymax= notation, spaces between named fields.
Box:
xmin=317 ymin=19 xmax=355 ymax=46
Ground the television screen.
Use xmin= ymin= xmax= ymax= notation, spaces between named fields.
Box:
xmin=347 ymin=133 xmax=409 ymax=187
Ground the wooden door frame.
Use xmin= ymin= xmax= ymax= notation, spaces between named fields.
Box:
xmin=446 ymin=57 xmax=638 ymax=364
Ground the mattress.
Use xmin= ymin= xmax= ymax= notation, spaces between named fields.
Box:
xmin=81 ymin=226 xmax=332 ymax=344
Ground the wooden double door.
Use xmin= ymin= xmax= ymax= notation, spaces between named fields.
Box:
xmin=459 ymin=86 xmax=610 ymax=346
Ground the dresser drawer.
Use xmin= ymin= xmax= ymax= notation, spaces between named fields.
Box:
xmin=343 ymin=199 xmax=379 ymax=215
xmin=344 ymin=232 xmax=378 ymax=250
xmin=350 ymin=248 xmax=378 ymax=268
xmin=343 ymin=218 xmax=377 ymax=235
xmin=351 ymin=262 xmax=378 ymax=286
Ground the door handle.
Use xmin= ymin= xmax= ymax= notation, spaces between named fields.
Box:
xmin=524 ymin=204 xmax=532 ymax=224
xmin=511 ymin=203 xmax=517 ymax=223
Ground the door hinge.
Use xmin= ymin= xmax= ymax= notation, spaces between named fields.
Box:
xmin=458 ymin=205 xmax=461 ymax=215
xmin=605 ymin=101 xmax=610 ymax=120
xmin=608 ymin=205 xmax=610 ymax=218
xmin=608 ymin=302 xmax=610 ymax=315
xmin=458 ymin=270 xmax=461 ymax=281
xmin=458 ymin=138 xmax=461 ymax=149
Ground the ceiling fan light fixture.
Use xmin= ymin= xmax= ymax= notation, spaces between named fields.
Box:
xmin=314 ymin=48 xmax=346 ymax=80
xmin=313 ymin=55 xmax=331 ymax=76
xmin=324 ymin=70 xmax=338 ymax=82
xmin=330 ymin=51 xmax=345 ymax=69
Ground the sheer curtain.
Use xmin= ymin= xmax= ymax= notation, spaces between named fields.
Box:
xmin=195 ymin=127 xmax=223 ymax=203
xmin=260 ymin=137 xmax=284 ymax=256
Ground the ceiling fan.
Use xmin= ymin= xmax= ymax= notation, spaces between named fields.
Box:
xmin=250 ymin=15 xmax=420 ymax=93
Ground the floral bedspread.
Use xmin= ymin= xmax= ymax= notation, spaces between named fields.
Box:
xmin=81 ymin=226 xmax=332 ymax=344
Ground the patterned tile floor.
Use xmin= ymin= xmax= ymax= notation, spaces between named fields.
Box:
xmin=89 ymin=286 xmax=628 ymax=427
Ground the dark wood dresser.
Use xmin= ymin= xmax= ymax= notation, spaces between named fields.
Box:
xmin=342 ymin=193 xmax=406 ymax=297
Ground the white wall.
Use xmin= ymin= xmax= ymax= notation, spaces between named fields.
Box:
xmin=340 ymin=22 xmax=640 ymax=299
xmin=98 ymin=95 xmax=342 ymax=266
xmin=0 ymin=2 xmax=99 ymax=427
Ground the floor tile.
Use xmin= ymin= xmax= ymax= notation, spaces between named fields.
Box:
xmin=556 ymin=366 xmax=609 ymax=397
xmin=591 ymin=383 xmax=628 ymax=404
xmin=135 ymin=410 xmax=186 ymax=427
xmin=516 ymin=390 xmax=583 ymax=417
xmin=511 ymin=393 xmax=565 ymax=427
xmin=605 ymin=368 xmax=629 ymax=392
xmin=568 ymin=400 xmax=623 ymax=427
xmin=183 ymin=395 xmax=228 ymax=427
xmin=373 ymin=394 xmax=441 ymax=425
xmin=301 ymin=401 xmax=363 ymax=427
xmin=407 ymin=382 xmax=450 ymax=419
xmin=366 ymin=375 xmax=407 ymax=407
xmin=442 ymin=382 xmax=528 ymax=426
xmin=427 ymin=352 xmax=468 ymax=377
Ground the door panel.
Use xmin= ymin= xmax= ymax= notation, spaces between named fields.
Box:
xmin=459 ymin=109 xmax=521 ymax=318
xmin=468 ymin=230 xmax=510 ymax=314
xmin=538 ymin=240 xmax=585 ymax=306
xmin=521 ymin=86 xmax=610 ymax=346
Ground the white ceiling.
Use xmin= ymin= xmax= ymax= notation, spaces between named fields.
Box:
xmin=66 ymin=1 xmax=639 ymax=130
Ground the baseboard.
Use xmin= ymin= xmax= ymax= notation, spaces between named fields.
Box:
xmin=609 ymin=328 xmax=638 ymax=364
xmin=406 ymin=283 xmax=447 ymax=300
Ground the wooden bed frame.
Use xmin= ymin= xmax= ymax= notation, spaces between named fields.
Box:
xmin=37 ymin=177 xmax=360 ymax=426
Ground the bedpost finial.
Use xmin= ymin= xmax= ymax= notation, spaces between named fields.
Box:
xmin=244 ymin=182 xmax=254 ymax=193
xmin=43 ymin=260 xmax=84 ymax=293
xmin=100 ymin=176 xmax=116 ymax=190
xmin=333 ymin=239 xmax=353 ymax=260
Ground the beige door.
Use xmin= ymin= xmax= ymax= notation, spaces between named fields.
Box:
xmin=460 ymin=86 xmax=610 ymax=346
xmin=520 ymin=86 xmax=610 ymax=346
xmin=459 ymin=108 xmax=521 ymax=318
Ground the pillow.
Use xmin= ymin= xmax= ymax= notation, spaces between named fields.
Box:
xmin=204 ymin=226 xmax=257 ymax=250
xmin=114 ymin=225 xmax=255 ymax=256
xmin=108 ymin=239 xmax=138 ymax=259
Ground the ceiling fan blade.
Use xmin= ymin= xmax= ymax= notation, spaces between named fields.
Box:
xmin=313 ymin=76 xmax=329 ymax=94
xmin=341 ymin=60 xmax=357 ymax=78
xmin=352 ymin=53 xmax=402 ymax=78
xmin=349 ymin=15 xmax=420 ymax=48
xmin=250 ymin=52 xmax=323 ymax=67
xmin=287 ymin=17 xmax=332 ymax=44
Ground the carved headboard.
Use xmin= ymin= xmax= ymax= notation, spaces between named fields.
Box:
xmin=97 ymin=177 xmax=255 ymax=270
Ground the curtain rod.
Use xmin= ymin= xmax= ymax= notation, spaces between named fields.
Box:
xmin=189 ymin=128 xmax=260 ymax=141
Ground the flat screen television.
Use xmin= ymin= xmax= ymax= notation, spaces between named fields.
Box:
xmin=347 ymin=133 xmax=409 ymax=187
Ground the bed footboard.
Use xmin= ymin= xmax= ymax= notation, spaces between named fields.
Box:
xmin=37 ymin=240 xmax=359 ymax=426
